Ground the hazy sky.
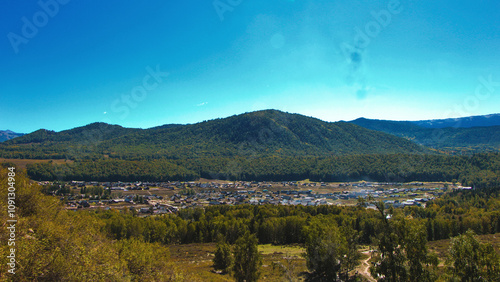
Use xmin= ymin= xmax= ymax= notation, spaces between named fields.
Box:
xmin=1 ymin=0 xmax=499 ymax=133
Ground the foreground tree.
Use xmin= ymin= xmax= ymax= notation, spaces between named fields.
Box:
xmin=213 ymin=238 xmax=233 ymax=274
xmin=232 ymin=232 xmax=262 ymax=282
xmin=397 ymin=217 xmax=438 ymax=282
xmin=447 ymin=229 xmax=500 ymax=281
xmin=303 ymin=215 xmax=360 ymax=281
xmin=0 ymin=168 xmax=184 ymax=281
xmin=370 ymin=202 xmax=437 ymax=282
xmin=370 ymin=204 xmax=408 ymax=281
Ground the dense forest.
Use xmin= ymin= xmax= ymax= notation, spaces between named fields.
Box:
xmin=350 ymin=118 xmax=500 ymax=154
xmin=3 ymin=111 xmax=499 ymax=161
xmin=24 ymin=153 xmax=500 ymax=188
xmin=1 ymin=110 xmax=498 ymax=184
xmin=0 ymin=110 xmax=428 ymax=161
xmin=1 ymin=167 xmax=499 ymax=281
xmin=97 ymin=187 xmax=500 ymax=246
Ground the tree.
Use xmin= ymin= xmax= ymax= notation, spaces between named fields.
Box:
xmin=370 ymin=203 xmax=408 ymax=282
xmin=303 ymin=215 xmax=360 ymax=281
xmin=0 ymin=168 xmax=184 ymax=281
xmin=340 ymin=223 xmax=363 ymax=280
xmin=232 ymin=232 xmax=262 ymax=282
xmin=370 ymin=202 xmax=437 ymax=282
xmin=213 ymin=238 xmax=233 ymax=274
xmin=398 ymin=218 xmax=438 ymax=282
xmin=447 ymin=229 xmax=500 ymax=281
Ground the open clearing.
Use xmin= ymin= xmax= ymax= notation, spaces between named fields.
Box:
xmin=169 ymin=243 xmax=307 ymax=281
xmin=169 ymin=233 xmax=500 ymax=281
xmin=0 ymin=158 xmax=73 ymax=168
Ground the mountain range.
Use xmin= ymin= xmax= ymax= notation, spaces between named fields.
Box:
xmin=409 ymin=113 xmax=500 ymax=128
xmin=0 ymin=130 xmax=24 ymax=142
xmin=0 ymin=110 xmax=427 ymax=160
xmin=349 ymin=117 xmax=500 ymax=153
xmin=1 ymin=110 xmax=499 ymax=160
xmin=3 ymin=110 xmax=500 ymax=182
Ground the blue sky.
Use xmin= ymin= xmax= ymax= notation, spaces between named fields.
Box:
xmin=1 ymin=0 xmax=499 ymax=133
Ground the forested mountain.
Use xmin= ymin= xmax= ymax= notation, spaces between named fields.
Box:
xmin=4 ymin=110 xmax=500 ymax=182
xmin=0 ymin=110 xmax=427 ymax=160
xmin=350 ymin=118 xmax=500 ymax=153
xmin=1 ymin=123 xmax=142 ymax=159
xmin=6 ymin=122 xmax=140 ymax=144
xmin=0 ymin=130 xmax=24 ymax=142
xmin=412 ymin=113 xmax=500 ymax=128
xmin=113 ymin=110 xmax=428 ymax=158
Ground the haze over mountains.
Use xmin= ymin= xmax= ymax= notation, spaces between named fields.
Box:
xmin=410 ymin=113 xmax=500 ymax=128
xmin=0 ymin=130 xmax=24 ymax=142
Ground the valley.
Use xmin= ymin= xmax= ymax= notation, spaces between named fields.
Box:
xmin=1 ymin=110 xmax=500 ymax=281
xmin=46 ymin=178 xmax=448 ymax=211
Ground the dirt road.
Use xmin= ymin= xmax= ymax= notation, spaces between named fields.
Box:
xmin=359 ymin=251 xmax=376 ymax=282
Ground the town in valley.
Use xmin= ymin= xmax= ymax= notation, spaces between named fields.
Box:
xmin=43 ymin=179 xmax=464 ymax=213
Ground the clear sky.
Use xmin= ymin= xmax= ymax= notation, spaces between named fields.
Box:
xmin=1 ymin=0 xmax=499 ymax=133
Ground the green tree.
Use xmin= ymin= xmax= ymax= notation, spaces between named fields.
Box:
xmin=0 ymin=168 xmax=186 ymax=281
xmin=232 ymin=232 xmax=262 ymax=282
xmin=370 ymin=202 xmax=437 ymax=282
xmin=397 ymin=218 xmax=438 ymax=282
xmin=340 ymin=223 xmax=363 ymax=280
xmin=370 ymin=203 xmax=408 ymax=282
xmin=447 ymin=229 xmax=500 ymax=281
xmin=303 ymin=215 xmax=360 ymax=281
xmin=116 ymin=238 xmax=181 ymax=281
xmin=213 ymin=238 xmax=233 ymax=274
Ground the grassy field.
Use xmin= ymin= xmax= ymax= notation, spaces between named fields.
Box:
xmin=427 ymin=233 xmax=500 ymax=280
xmin=0 ymin=158 xmax=73 ymax=168
xmin=169 ymin=233 xmax=500 ymax=281
xmin=169 ymin=243 xmax=307 ymax=281
xmin=428 ymin=232 xmax=500 ymax=260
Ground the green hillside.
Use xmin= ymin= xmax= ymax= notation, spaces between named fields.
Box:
xmin=350 ymin=118 xmax=500 ymax=153
xmin=0 ymin=110 xmax=427 ymax=160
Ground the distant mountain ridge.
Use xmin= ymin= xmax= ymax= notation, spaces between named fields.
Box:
xmin=410 ymin=113 xmax=500 ymax=128
xmin=350 ymin=116 xmax=500 ymax=153
xmin=0 ymin=110 xmax=427 ymax=160
xmin=6 ymin=123 xmax=141 ymax=144
xmin=0 ymin=130 xmax=24 ymax=142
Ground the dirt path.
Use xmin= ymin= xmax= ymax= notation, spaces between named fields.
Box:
xmin=359 ymin=251 xmax=376 ymax=282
